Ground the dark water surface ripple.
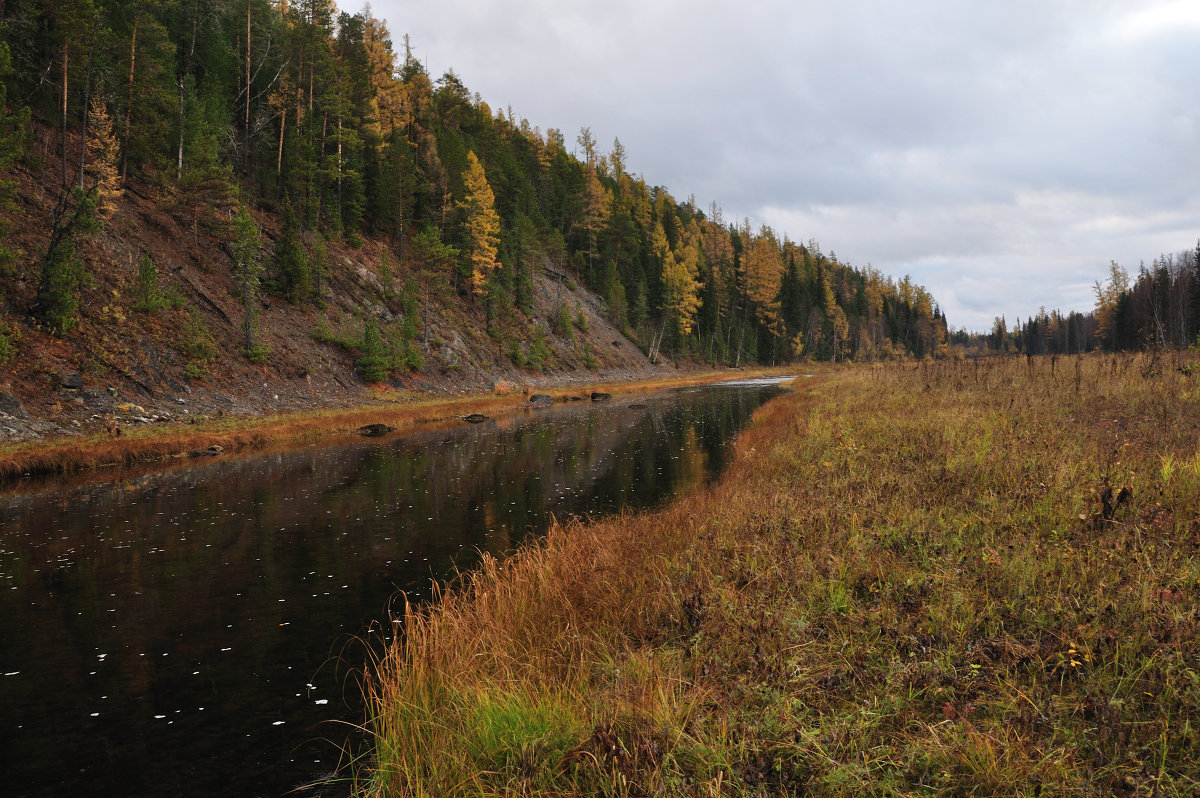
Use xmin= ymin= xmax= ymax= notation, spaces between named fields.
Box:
xmin=0 ymin=382 xmax=786 ymax=797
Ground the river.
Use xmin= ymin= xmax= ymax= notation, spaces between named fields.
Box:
xmin=0 ymin=380 xmax=788 ymax=797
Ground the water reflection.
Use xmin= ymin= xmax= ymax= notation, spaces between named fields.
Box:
xmin=0 ymin=383 xmax=782 ymax=797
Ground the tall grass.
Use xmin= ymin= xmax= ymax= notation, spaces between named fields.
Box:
xmin=360 ymin=352 xmax=1200 ymax=796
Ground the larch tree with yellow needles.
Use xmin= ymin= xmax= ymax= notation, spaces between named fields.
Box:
xmin=459 ymin=150 xmax=500 ymax=297
xmin=662 ymin=242 xmax=703 ymax=344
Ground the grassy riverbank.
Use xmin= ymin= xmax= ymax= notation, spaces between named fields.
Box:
xmin=0 ymin=368 xmax=775 ymax=482
xmin=359 ymin=352 xmax=1200 ymax=796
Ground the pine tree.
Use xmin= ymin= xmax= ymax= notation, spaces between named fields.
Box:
xmin=132 ymin=252 xmax=167 ymax=312
xmin=356 ymin=315 xmax=389 ymax=381
xmin=410 ymin=227 xmax=458 ymax=344
xmin=231 ymin=205 xmax=265 ymax=358
xmin=110 ymin=1 xmax=176 ymax=184
xmin=0 ymin=41 xmax=31 ymax=274
xmin=273 ymin=196 xmax=311 ymax=303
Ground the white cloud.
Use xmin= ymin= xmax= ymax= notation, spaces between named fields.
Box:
xmin=1109 ymin=0 xmax=1200 ymax=41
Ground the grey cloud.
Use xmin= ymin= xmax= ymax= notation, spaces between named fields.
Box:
xmin=373 ymin=0 xmax=1200 ymax=332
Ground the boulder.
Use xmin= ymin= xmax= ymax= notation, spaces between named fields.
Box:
xmin=528 ymin=393 xmax=553 ymax=405
xmin=60 ymin=372 xmax=84 ymax=390
xmin=463 ymin=413 xmax=488 ymax=423
xmin=356 ymin=423 xmax=395 ymax=437
xmin=590 ymin=392 xmax=611 ymax=403
xmin=188 ymin=444 xmax=224 ymax=458
xmin=0 ymin=392 xmax=31 ymax=420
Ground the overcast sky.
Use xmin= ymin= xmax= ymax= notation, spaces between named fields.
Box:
xmin=368 ymin=0 xmax=1199 ymax=332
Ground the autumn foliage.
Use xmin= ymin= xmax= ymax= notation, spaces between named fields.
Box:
xmin=360 ymin=352 xmax=1200 ymax=795
xmin=0 ymin=0 xmax=947 ymax=365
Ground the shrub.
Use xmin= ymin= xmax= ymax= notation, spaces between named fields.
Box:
xmin=132 ymin=253 xmax=167 ymax=313
xmin=0 ymin=320 xmax=16 ymax=365
xmin=551 ymin=301 xmax=574 ymax=343
xmin=506 ymin=339 xmax=526 ymax=368
xmin=245 ymin=342 xmax=270 ymax=364
xmin=178 ymin=310 xmax=217 ymax=376
xmin=356 ymin=317 xmax=389 ymax=382
xmin=311 ymin=320 xmax=358 ymax=351
xmin=580 ymin=341 xmax=598 ymax=369
xmin=526 ymin=325 xmax=551 ymax=371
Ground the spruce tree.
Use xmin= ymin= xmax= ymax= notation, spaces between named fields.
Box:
xmin=34 ymin=187 xmax=101 ymax=335
xmin=231 ymin=206 xmax=265 ymax=358
xmin=273 ymin=196 xmax=311 ymax=303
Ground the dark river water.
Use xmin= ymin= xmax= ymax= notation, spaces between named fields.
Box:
xmin=0 ymin=380 xmax=787 ymax=797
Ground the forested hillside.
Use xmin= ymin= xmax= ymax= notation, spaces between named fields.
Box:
xmin=0 ymin=0 xmax=949 ymax=418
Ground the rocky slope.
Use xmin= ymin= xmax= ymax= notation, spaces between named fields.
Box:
xmin=0 ymin=139 xmax=678 ymax=444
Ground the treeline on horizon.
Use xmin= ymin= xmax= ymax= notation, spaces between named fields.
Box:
xmin=961 ymin=243 xmax=1200 ymax=357
xmin=0 ymin=0 xmax=950 ymax=367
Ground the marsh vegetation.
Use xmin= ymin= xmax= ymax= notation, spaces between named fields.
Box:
xmin=361 ymin=353 xmax=1200 ymax=796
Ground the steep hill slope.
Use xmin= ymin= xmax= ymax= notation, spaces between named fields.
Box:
xmin=0 ymin=129 xmax=673 ymax=443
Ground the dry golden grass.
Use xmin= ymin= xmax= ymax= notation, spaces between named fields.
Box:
xmin=358 ymin=352 xmax=1200 ymax=797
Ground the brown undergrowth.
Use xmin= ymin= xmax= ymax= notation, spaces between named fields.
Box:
xmin=359 ymin=352 xmax=1200 ymax=796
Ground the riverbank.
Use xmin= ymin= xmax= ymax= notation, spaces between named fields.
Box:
xmin=0 ymin=367 xmax=792 ymax=483
xmin=359 ymin=352 xmax=1200 ymax=796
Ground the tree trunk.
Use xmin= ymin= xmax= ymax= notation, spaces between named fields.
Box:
xmin=78 ymin=32 xmax=95 ymax=191
xmin=177 ymin=0 xmax=200 ymax=180
xmin=422 ymin=285 xmax=430 ymax=348
xmin=316 ymin=110 xmax=327 ymax=227
xmin=243 ymin=291 xmax=254 ymax=352
xmin=60 ymin=40 xmax=68 ymax=187
xmin=244 ymin=0 xmax=250 ymax=174
xmin=176 ymin=77 xmax=185 ymax=180
xmin=276 ymin=107 xmax=285 ymax=175
xmin=335 ymin=115 xmax=342 ymax=225
xmin=120 ymin=12 xmax=140 ymax=184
